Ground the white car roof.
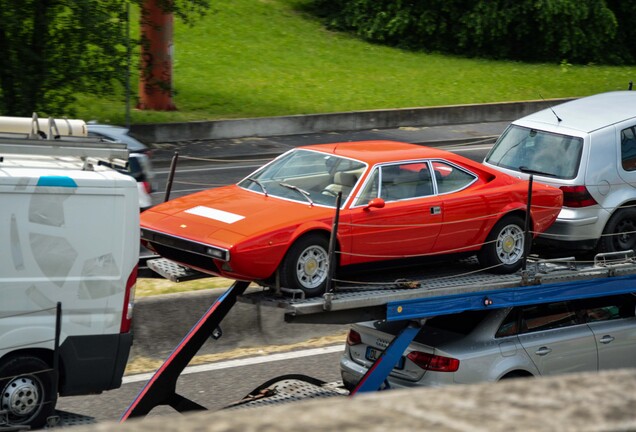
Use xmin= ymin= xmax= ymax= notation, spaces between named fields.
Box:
xmin=514 ymin=91 xmax=636 ymax=134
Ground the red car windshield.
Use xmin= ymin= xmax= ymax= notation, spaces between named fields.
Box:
xmin=238 ymin=149 xmax=366 ymax=207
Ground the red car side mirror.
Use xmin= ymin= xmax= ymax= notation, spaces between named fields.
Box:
xmin=365 ymin=197 xmax=386 ymax=210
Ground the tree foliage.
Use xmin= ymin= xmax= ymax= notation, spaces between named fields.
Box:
xmin=0 ymin=0 xmax=209 ymax=117
xmin=309 ymin=0 xmax=632 ymax=65
xmin=604 ymin=0 xmax=636 ymax=64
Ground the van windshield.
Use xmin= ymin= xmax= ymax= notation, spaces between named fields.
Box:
xmin=485 ymin=125 xmax=583 ymax=179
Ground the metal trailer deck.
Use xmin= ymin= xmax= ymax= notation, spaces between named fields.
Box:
xmin=239 ymin=255 xmax=635 ymax=323
xmin=121 ymin=251 xmax=636 ymax=420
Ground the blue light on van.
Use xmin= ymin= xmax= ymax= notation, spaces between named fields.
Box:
xmin=37 ymin=176 xmax=78 ymax=188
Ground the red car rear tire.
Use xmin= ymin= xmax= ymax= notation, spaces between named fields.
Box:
xmin=478 ymin=215 xmax=527 ymax=274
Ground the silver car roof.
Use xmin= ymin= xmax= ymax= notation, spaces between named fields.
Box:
xmin=513 ymin=91 xmax=636 ymax=134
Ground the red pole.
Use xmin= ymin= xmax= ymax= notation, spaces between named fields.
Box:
xmin=138 ymin=0 xmax=176 ymax=111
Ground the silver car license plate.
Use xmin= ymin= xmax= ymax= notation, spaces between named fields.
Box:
xmin=366 ymin=347 xmax=405 ymax=369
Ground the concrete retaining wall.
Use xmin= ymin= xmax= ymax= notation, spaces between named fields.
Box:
xmin=131 ymin=289 xmax=347 ymax=360
xmin=129 ymin=98 xmax=573 ymax=143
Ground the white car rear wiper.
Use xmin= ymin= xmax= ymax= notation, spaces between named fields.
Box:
xmin=279 ymin=182 xmax=314 ymax=206
xmin=519 ymin=166 xmax=556 ymax=177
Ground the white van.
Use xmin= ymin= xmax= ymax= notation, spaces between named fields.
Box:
xmin=0 ymin=121 xmax=139 ymax=428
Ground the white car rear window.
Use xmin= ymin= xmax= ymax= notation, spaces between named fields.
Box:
xmin=486 ymin=125 xmax=583 ymax=179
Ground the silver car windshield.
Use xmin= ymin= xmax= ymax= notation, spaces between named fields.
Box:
xmin=486 ymin=125 xmax=583 ymax=179
xmin=238 ymin=149 xmax=366 ymax=207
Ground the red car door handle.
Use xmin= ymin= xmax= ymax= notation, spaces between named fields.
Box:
xmin=430 ymin=206 xmax=442 ymax=215
xmin=535 ymin=347 xmax=552 ymax=356
xmin=599 ymin=335 xmax=615 ymax=344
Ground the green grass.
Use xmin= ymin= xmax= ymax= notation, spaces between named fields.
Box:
xmin=76 ymin=0 xmax=636 ymax=125
xmin=135 ymin=277 xmax=248 ymax=297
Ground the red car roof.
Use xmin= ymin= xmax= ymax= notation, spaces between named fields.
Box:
xmin=301 ymin=140 xmax=488 ymax=172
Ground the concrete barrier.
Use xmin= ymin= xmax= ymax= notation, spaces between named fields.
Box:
xmin=129 ymin=98 xmax=573 ymax=143
xmin=131 ymin=288 xmax=348 ymax=360
xmin=76 ymin=368 xmax=636 ymax=431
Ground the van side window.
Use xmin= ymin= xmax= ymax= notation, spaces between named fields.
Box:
xmin=621 ymin=126 xmax=636 ymax=171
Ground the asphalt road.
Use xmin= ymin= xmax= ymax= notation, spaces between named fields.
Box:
xmin=56 ymin=349 xmax=343 ymax=424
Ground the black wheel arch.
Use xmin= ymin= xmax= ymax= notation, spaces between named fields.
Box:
xmin=0 ymin=348 xmax=54 ymax=371
xmin=1 ymin=348 xmax=64 ymax=390
xmin=598 ymin=202 xmax=636 ymax=252
xmin=605 ymin=200 xmax=636 ymax=223
xmin=501 ymin=209 xmax=533 ymax=234
xmin=499 ymin=370 xmax=534 ymax=380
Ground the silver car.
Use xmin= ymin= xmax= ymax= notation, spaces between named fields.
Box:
xmin=340 ymin=293 xmax=636 ymax=390
xmin=484 ymin=91 xmax=636 ymax=252
xmin=87 ymin=124 xmax=155 ymax=210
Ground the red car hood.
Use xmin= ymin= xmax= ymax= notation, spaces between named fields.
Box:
xmin=140 ymin=185 xmax=335 ymax=248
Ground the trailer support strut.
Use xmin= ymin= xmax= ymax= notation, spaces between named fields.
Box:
xmin=120 ymin=281 xmax=250 ymax=421
xmin=350 ymin=321 xmax=424 ymax=395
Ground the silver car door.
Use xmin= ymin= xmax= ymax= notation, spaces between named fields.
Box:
xmin=579 ymin=295 xmax=636 ymax=370
xmin=588 ymin=319 xmax=636 ymax=370
xmin=516 ymin=301 xmax=597 ymax=376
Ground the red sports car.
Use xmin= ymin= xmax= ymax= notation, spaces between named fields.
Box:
xmin=140 ymin=141 xmax=562 ymax=296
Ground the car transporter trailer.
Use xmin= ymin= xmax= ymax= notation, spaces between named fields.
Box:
xmin=121 ymin=246 xmax=636 ymax=421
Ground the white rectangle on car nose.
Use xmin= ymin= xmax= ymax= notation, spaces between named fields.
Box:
xmin=185 ymin=205 xmax=245 ymax=224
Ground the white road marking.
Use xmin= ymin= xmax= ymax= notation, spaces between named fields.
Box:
xmin=122 ymin=345 xmax=344 ymax=384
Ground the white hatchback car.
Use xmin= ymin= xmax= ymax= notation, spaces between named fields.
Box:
xmin=484 ymin=91 xmax=636 ymax=252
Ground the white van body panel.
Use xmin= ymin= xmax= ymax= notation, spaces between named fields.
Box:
xmin=0 ymin=153 xmax=138 ymax=398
